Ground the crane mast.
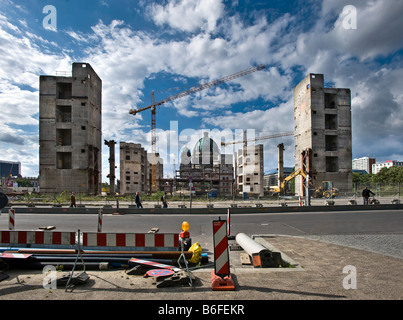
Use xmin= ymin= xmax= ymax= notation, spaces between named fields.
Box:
xmin=129 ymin=64 xmax=266 ymax=192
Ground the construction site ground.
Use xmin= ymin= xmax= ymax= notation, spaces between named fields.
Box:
xmin=1 ymin=234 xmax=401 ymax=302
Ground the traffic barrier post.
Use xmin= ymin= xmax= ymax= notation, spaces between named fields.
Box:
xmin=97 ymin=208 xmax=103 ymax=233
xmin=211 ymin=219 xmax=235 ymax=291
xmin=8 ymin=208 xmax=15 ymax=230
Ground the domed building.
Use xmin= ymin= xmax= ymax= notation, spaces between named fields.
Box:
xmin=192 ymin=132 xmax=221 ymax=166
xmin=177 ymin=132 xmax=234 ymax=196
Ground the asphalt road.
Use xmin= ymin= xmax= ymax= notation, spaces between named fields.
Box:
xmin=1 ymin=209 xmax=402 ymax=258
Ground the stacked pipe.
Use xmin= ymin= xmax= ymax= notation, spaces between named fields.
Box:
xmin=0 ymin=248 xmax=208 ymax=270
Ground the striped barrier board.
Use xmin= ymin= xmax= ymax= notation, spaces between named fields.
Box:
xmin=212 ymin=220 xmax=230 ymax=277
xmin=0 ymin=252 xmax=32 ymax=259
xmin=82 ymin=233 xmax=179 ymax=249
xmin=129 ymin=258 xmax=181 ymax=272
xmin=0 ymin=230 xmax=180 ymax=251
xmin=0 ymin=231 xmax=76 ymax=247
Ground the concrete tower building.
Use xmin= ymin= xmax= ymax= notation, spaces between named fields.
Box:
xmin=39 ymin=63 xmax=102 ymax=194
xmin=236 ymin=144 xmax=264 ymax=197
xmin=293 ymin=73 xmax=352 ymax=196
xmin=119 ymin=142 xmax=163 ymax=195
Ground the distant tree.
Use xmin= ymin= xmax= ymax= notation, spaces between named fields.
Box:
xmin=372 ymin=166 xmax=403 ymax=184
xmin=15 ymin=178 xmax=33 ymax=187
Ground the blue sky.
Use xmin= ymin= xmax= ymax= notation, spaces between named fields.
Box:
xmin=1 ymin=0 xmax=403 ymax=183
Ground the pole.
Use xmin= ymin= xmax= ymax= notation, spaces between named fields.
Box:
xmin=9 ymin=208 xmax=15 ymax=230
xmin=97 ymin=208 xmax=103 ymax=233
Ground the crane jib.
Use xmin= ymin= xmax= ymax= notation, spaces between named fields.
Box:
xmin=129 ymin=64 xmax=266 ymax=114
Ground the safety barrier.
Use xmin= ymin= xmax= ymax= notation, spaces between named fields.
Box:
xmin=0 ymin=230 xmax=76 ymax=248
xmin=0 ymin=230 xmax=180 ymax=251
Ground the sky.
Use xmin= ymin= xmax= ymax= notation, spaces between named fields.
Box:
xmin=0 ymin=0 xmax=402 ymax=183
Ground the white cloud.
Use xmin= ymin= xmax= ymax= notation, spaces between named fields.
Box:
xmin=149 ymin=0 xmax=225 ymax=33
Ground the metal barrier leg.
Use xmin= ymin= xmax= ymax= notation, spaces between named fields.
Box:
xmin=65 ymin=229 xmax=86 ymax=291
xmin=177 ymin=237 xmax=192 ymax=287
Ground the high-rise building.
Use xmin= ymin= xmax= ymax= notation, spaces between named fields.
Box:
xmin=39 ymin=63 xmax=102 ymax=194
xmin=0 ymin=160 xmax=21 ymax=178
xmin=372 ymin=160 xmax=403 ymax=174
xmin=352 ymin=157 xmax=376 ymax=174
xmin=293 ymin=73 xmax=352 ymax=195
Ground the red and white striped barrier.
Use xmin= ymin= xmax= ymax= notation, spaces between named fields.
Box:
xmin=129 ymin=257 xmax=180 ymax=272
xmin=0 ymin=252 xmax=32 ymax=259
xmin=82 ymin=232 xmax=179 ymax=249
xmin=212 ymin=220 xmax=230 ymax=277
xmin=0 ymin=230 xmax=180 ymax=251
xmin=211 ymin=219 xmax=235 ymax=290
xmin=9 ymin=208 xmax=15 ymax=230
xmin=0 ymin=230 xmax=76 ymax=246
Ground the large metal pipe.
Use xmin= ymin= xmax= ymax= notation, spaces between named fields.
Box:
xmin=235 ymin=233 xmax=282 ymax=268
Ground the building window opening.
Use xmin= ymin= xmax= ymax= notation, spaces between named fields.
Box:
xmin=56 ymin=82 xmax=72 ymax=99
xmin=324 ymin=93 xmax=337 ymax=109
xmin=325 ymin=135 xmax=338 ymax=151
xmin=56 ymin=129 xmax=72 ymax=146
xmin=56 ymin=105 xmax=71 ymax=122
xmin=56 ymin=152 xmax=72 ymax=169
xmin=326 ymin=156 xmax=338 ymax=172
xmin=325 ymin=114 xmax=338 ymax=130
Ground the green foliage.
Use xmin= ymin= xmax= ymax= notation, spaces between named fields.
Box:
xmin=354 ymin=166 xmax=403 ymax=185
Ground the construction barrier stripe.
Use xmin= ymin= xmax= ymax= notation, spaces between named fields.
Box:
xmin=9 ymin=209 xmax=15 ymax=231
xmin=0 ymin=231 xmax=179 ymax=249
xmin=82 ymin=233 xmax=178 ymax=248
xmin=129 ymin=258 xmax=181 ymax=272
xmin=213 ymin=220 xmax=230 ymax=276
xmin=0 ymin=231 xmax=76 ymax=246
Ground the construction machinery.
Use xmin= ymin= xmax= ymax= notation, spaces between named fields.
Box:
xmin=129 ymin=64 xmax=266 ymax=192
xmin=269 ymin=168 xmax=307 ymax=195
xmin=313 ymin=181 xmax=339 ymax=199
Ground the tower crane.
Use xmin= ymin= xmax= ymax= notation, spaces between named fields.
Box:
xmin=220 ymin=131 xmax=294 ymax=147
xmin=129 ymin=64 xmax=266 ymax=192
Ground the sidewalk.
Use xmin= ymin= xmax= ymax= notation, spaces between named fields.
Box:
xmin=1 ymin=235 xmax=402 ymax=300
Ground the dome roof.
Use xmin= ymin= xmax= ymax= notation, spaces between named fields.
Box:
xmin=192 ymin=132 xmax=220 ymax=164
xmin=180 ymin=146 xmax=192 ymax=165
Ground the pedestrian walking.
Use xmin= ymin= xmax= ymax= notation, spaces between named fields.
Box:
xmin=161 ymin=193 xmax=168 ymax=208
xmin=70 ymin=192 xmax=76 ymax=208
xmin=135 ymin=192 xmax=143 ymax=208
xmin=362 ymin=186 xmax=375 ymax=205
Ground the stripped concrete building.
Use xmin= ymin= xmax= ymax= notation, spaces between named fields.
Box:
xmin=236 ymin=144 xmax=264 ymax=197
xmin=294 ymin=73 xmax=352 ymax=196
xmin=119 ymin=142 xmax=163 ymax=194
xmin=39 ymin=63 xmax=102 ymax=194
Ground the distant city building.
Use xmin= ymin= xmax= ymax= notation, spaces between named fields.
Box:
xmin=0 ymin=160 xmax=21 ymax=177
xmin=39 ymin=63 xmax=102 ymax=194
xmin=352 ymin=157 xmax=376 ymax=174
xmin=372 ymin=160 xmax=403 ymax=174
xmin=177 ymin=132 xmax=234 ymax=196
xmin=236 ymin=144 xmax=264 ymax=196
xmin=119 ymin=142 xmax=163 ymax=194
xmin=264 ymin=167 xmax=293 ymax=190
